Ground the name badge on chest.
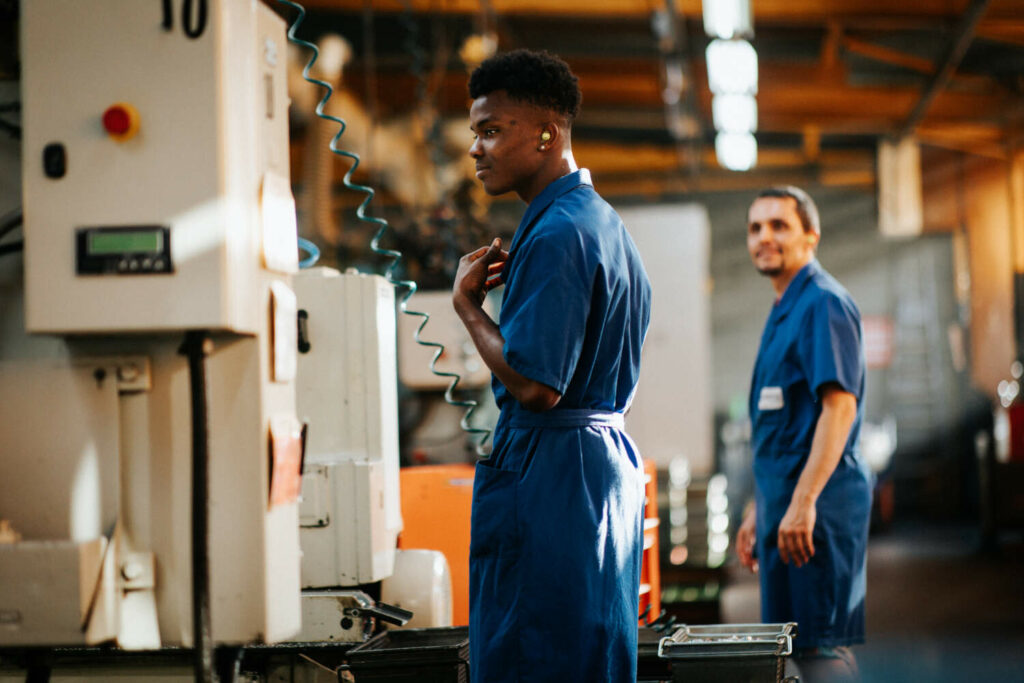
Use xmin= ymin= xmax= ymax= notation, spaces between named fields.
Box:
xmin=758 ymin=386 xmax=784 ymax=411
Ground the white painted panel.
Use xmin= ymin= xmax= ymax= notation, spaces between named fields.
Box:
xmin=295 ymin=268 xmax=402 ymax=586
xmin=619 ymin=204 xmax=714 ymax=474
xmin=0 ymin=360 xmax=120 ymax=540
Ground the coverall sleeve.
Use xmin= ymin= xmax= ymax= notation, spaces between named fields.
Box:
xmin=800 ymin=292 xmax=864 ymax=400
xmin=500 ymin=224 xmax=591 ymax=395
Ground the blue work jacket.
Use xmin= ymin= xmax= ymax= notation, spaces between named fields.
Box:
xmin=748 ymin=259 xmax=872 ymax=649
xmin=469 ymin=169 xmax=652 ymax=682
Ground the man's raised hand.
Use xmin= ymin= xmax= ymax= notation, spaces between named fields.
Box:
xmin=454 ymin=238 xmax=509 ymax=307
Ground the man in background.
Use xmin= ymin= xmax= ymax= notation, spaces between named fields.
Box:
xmin=736 ymin=186 xmax=872 ymax=682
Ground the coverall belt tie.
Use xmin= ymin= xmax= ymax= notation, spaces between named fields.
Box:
xmin=508 ymin=409 xmax=624 ymax=429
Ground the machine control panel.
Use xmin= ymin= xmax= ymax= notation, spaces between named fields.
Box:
xmin=75 ymin=226 xmax=173 ymax=275
xmin=21 ymin=0 xmax=293 ymax=333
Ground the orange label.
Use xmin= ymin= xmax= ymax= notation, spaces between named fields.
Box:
xmin=269 ymin=415 xmax=303 ymax=508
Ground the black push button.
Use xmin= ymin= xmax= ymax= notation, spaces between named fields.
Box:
xmin=43 ymin=143 xmax=66 ymax=178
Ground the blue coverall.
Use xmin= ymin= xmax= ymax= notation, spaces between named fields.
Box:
xmin=749 ymin=259 xmax=872 ymax=650
xmin=469 ymin=169 xmax=652 ymax=682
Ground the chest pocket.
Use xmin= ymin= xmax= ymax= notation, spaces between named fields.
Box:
xmin=752 ymin=383 xmax=789 ymax=456
xmin=757 ymin=385 xmax=785 ymax=412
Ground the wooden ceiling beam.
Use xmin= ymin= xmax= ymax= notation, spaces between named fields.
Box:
xmin=315 ymin=138 xmax=874 ymax=180
xmin=976 ymin=21 xmax=1024 ymax=45
xmin=292 ymin=0 xmax=1024 ymax=23
xmin=758 ymin=114 xmax=1005 ymax=138
xmin=325 ymin=163 xmax=875 ymax=203
xmin=342 ymin=62 xmax=1009 ymax=124
xmin=916 ymin=135 xmax=1009 ymax=159
xmin=575 ymin=142 xmax=873 ymax=173
xmin=821 ymin=20 xmax=843 ymax=72
xmin=916 ymin=121 xmax=1006 ymax=140
xmin=589 ymin=169 xmax=873 ymax=198
xmin=752 ymin=86 xmax=1003 ymax=122
xmin=841 ymin=35 xmax=936 ymax=74
xmin=896 ymin=0 xmax=993 ymax=138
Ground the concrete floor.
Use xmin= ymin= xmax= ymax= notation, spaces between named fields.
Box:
xmin=720 ymin=522 xmax=1024 ymax=683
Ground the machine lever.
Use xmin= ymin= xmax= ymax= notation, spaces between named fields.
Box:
xmin=344 ymin=601 xmax=414 ymax=627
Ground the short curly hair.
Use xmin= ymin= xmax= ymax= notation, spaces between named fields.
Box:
xmin=469 ymin=49 xmax=581 ymax=122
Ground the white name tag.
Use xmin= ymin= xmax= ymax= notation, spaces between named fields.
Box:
xmin=758 ymin=386 xmax=784 ymax=411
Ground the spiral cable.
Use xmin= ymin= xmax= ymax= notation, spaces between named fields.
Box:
xmin=278 ymin=1 xmax=491 ymax=454
xmin=297 ymin=236 xmax=320 ymax=269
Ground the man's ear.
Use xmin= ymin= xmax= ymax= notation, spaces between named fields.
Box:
xmin=538 ymin=124 xmax=557 ymax=150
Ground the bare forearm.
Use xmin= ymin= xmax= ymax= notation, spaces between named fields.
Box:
xmin=453 ymin=293 xmax=560 ymax=411
xmin=793 ymin=389 xmax=858 ymax=506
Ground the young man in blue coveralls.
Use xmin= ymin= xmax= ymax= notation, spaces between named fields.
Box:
xmin=452 ymin=50 xmax=652 ymax=682
xmin=735 ymin=187 xmax=872 ymax=682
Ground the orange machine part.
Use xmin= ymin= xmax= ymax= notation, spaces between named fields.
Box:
xmin=398 ymin=464 xmax=476 ymax=626
xmin=398 ymin=460 xmax=661 ymax=628
xmin=639 ymin=458 xmax=662 ymax=625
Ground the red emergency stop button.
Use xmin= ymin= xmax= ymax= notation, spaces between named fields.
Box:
xmin=102 ymin=103 xmax=140 ymax=141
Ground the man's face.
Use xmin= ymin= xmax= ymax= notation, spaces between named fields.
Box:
xmin=747 ymin=196 xmax=817 ymax=279
xmin=468 ymin=90 xmax=546 ymax=200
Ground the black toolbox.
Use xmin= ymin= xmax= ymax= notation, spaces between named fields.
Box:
xmin=657 ymin=622 xmax=798 ymax=683
xmin=345 ymin=626 xmax=469 ymax=683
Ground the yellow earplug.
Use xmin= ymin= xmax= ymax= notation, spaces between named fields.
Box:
xmin=541 ymin=131 xmax=552 ymax=141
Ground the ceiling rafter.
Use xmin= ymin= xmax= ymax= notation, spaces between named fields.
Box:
xmin=295 ymin=0 xmax=1024 ymax=22
xmin=842 ymin=35 xmax=936 ymax=74
xmin=896 ymin=0 xmax=994 ymax=138
xmin=337 ymin=61 xmax=1013 ymax=136
xmin=285 ymin=0 xmax=1024 ymax=188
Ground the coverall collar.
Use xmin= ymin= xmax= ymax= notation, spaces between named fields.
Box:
xmin=510 ymin=169 xmax=592 ymax=254
xmin=772 ymin=259 xmax=820 ymax=322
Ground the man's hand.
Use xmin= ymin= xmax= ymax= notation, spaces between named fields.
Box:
xmin=450 ymin=237 xmax=560 ymax=412
xmin=775 ymin=385 xmax=854 ymax=568
xmin=736 ymin=505 xmax=758 ymax=573
xmin=453 ymin=238 xmax=509 ymax=308
xmin=777 ymin=498 xmax=816 ymax=567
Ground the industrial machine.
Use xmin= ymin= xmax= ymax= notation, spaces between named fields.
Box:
xmin=0 ymin=1 xmax=447 ymax=679
xmin=292 ymin=267 xmax=448 ymax=644
xmin=3 ymin=0 xmax=302 ymax=651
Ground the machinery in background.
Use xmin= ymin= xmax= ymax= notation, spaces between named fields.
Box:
xmin=394 ymin=465 xmax=475 ymax=626
xmin=2 ymin=0 xmax=301 ymax=650
xmin=657 ymin=459 xmax=730 ymax=627
xmin=397 ymin=291 xmax=493 ymax=392
xmin=638 ymin=459 xmax=663 ymax=629
xmin=394 ymin=460 xmax=659 ymax=631
xmin=980 ymin=364 xmax=1024 ymax=546
xmin=296 ymin=269 xmax=403 ymax=592
xmin=397 ymin=291 xmax=498 ymax=465
xmin=0 ymin=1 xmax=448 ymax=678
xmin=292 ymin=267 xmax=452 ymax=642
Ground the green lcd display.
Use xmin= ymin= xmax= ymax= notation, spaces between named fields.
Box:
xmin=88 ymin=230 xmax=163 ymax=255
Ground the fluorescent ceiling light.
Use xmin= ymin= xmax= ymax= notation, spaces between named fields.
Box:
xmin=706 ymin=39 xmax=758 ymax=95
xmin=702 ymin=0 xmax=753 ymax=40
xmin=715 ymin=131 xmax=757 ymax=171
xmin=712 ymin=93 xmax=758 ymax=133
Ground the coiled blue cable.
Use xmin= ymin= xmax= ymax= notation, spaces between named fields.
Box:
xmin=278 ymin=0 xmax=491 ymax=454
xmin=297 ymin=236 xmax=320 ymax=269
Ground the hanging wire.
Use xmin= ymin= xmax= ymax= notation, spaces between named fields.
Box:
xmin=297 ymin=236 xmax=320 ymax=269
xmin=277 ymin=0 xmax=491 ymax=454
